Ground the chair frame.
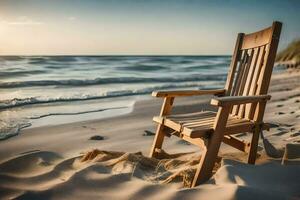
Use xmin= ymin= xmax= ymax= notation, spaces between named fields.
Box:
xmin=149 ymin=21 xmax=282 ymax=187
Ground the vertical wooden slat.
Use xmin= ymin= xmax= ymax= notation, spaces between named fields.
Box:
xmin=232 ymin=51 xmax=247 ymax=96
xmin=224 ymin=33 xmax=245 ymax=96
xmin=231 ymin=50 xmax=248 ymax=115
xmin=256 ymin=44 xmax=270 ymax=94
xmin=245 ymin=45 xmax=266 ymax=119
xmin=238 ymin=48 xmax=259 ymax=118
xmin=233 ymin=50 xmax=249 ymax=116
xmin=248 ymin=45 xmax=270 ymax=119
xmin=237 ymin=49 xmax=254 ymax=118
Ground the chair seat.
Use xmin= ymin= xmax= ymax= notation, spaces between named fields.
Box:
xmin=153 ymin=111 xmax=268 ymax=138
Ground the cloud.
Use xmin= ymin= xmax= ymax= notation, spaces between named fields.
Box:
xmin=0 ymin=16 xmax=44 ymax=26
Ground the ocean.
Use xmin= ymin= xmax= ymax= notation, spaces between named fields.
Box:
xmin=0 ymin=55 xmax=235 ymax=139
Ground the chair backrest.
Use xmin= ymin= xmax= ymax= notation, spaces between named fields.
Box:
xmin=224 ymin=21 xmax=282 ymax=121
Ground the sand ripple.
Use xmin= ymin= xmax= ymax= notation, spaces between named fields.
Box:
xmin=1 ymin=147 xmax=300 ymax=200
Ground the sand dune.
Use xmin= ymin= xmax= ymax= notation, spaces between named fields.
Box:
xmin=0 ymin=70 xmax=300 ymax=200
xmin=276 ymin=39 xmax=300 ymax=68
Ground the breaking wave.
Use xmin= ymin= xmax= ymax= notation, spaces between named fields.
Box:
xmin=0 ymin=82 xmax=222 ymax=110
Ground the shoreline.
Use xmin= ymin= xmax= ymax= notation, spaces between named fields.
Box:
xmin=28 ymin=105 xmax=133 ymax=129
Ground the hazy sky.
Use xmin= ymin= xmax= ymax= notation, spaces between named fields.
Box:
xmin=0 ymin=0 xmax=299 ymax=55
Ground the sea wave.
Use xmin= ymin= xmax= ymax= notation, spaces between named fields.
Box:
xmin=116 ymin=64 xmax=169 ymax=71
xmin=184 ymin=63 xmax=229 ymax=70
xmin=0 ymin=70 xmax=47 ymax=78
xmin=0 ymin=82 xmax=223 ymax=110
xmin=0 ymin=121 xmax=31 ymax=140
xmin=0 ymin=74 xmax=226 ymax=88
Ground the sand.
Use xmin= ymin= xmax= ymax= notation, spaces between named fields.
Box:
xmin=0 ymin=70 xmax=300 ymax=200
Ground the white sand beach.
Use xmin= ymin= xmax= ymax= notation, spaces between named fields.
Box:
xmin=0 ymin=70 xmax=300 ymax=200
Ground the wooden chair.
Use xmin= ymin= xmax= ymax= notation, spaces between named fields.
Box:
xmin=149 ymin=21 xmax=282 ymax=187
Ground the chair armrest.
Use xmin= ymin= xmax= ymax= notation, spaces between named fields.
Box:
xmin=210 ymin=95 xmax=271 ymax=107
xmin=152 ymin=89 xmax=225 ymax=98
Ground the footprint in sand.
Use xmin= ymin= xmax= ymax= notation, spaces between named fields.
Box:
xmin=290 ymin=131 xmax=300 ymax=137
xmin=82 ymin=125 xmax=96 ymax=130
xmin=269 ymin=123 xmax=280 ymax=128
xmin=143 ymin=130 xmax=155 ymax=136
xmin=273 ymin=130 xmax=289 ymax=136
xmin=177 ymin=140 xmax=191 ymax=145
xmin=89 ymin=135 xmax=105 ymax=140
xmin=276 ymin=104 xmax=284 ymax=107
xmin=277 ymin=127 xmax=288 ymax=131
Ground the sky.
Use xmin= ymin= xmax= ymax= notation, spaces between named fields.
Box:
xmin=0 ymin=0 xmax=299 ymax=55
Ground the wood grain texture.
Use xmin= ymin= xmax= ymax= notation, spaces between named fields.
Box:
xmin=241 ymin=26 xmax=273 ymax=50
xmin=210 ymin=95 xmax=271 ymax=106
xmin=152 ymin=89 xmax=225 ymax=97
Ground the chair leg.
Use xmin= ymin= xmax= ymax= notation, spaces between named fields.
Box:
xmin=191 ymin=106 xmax=230 ymax=187
xmin=149 ymin=124 xmax=166 ymax=158
xmin=191 ymin=146 xmax=207 ymax=187
xmin=149 ymin=97 xmax=174 ymax=158
xmin=247 ymin=127 xmax=261 ymax=164
xmin=191 ymin=135 xmax=224 ymax=187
